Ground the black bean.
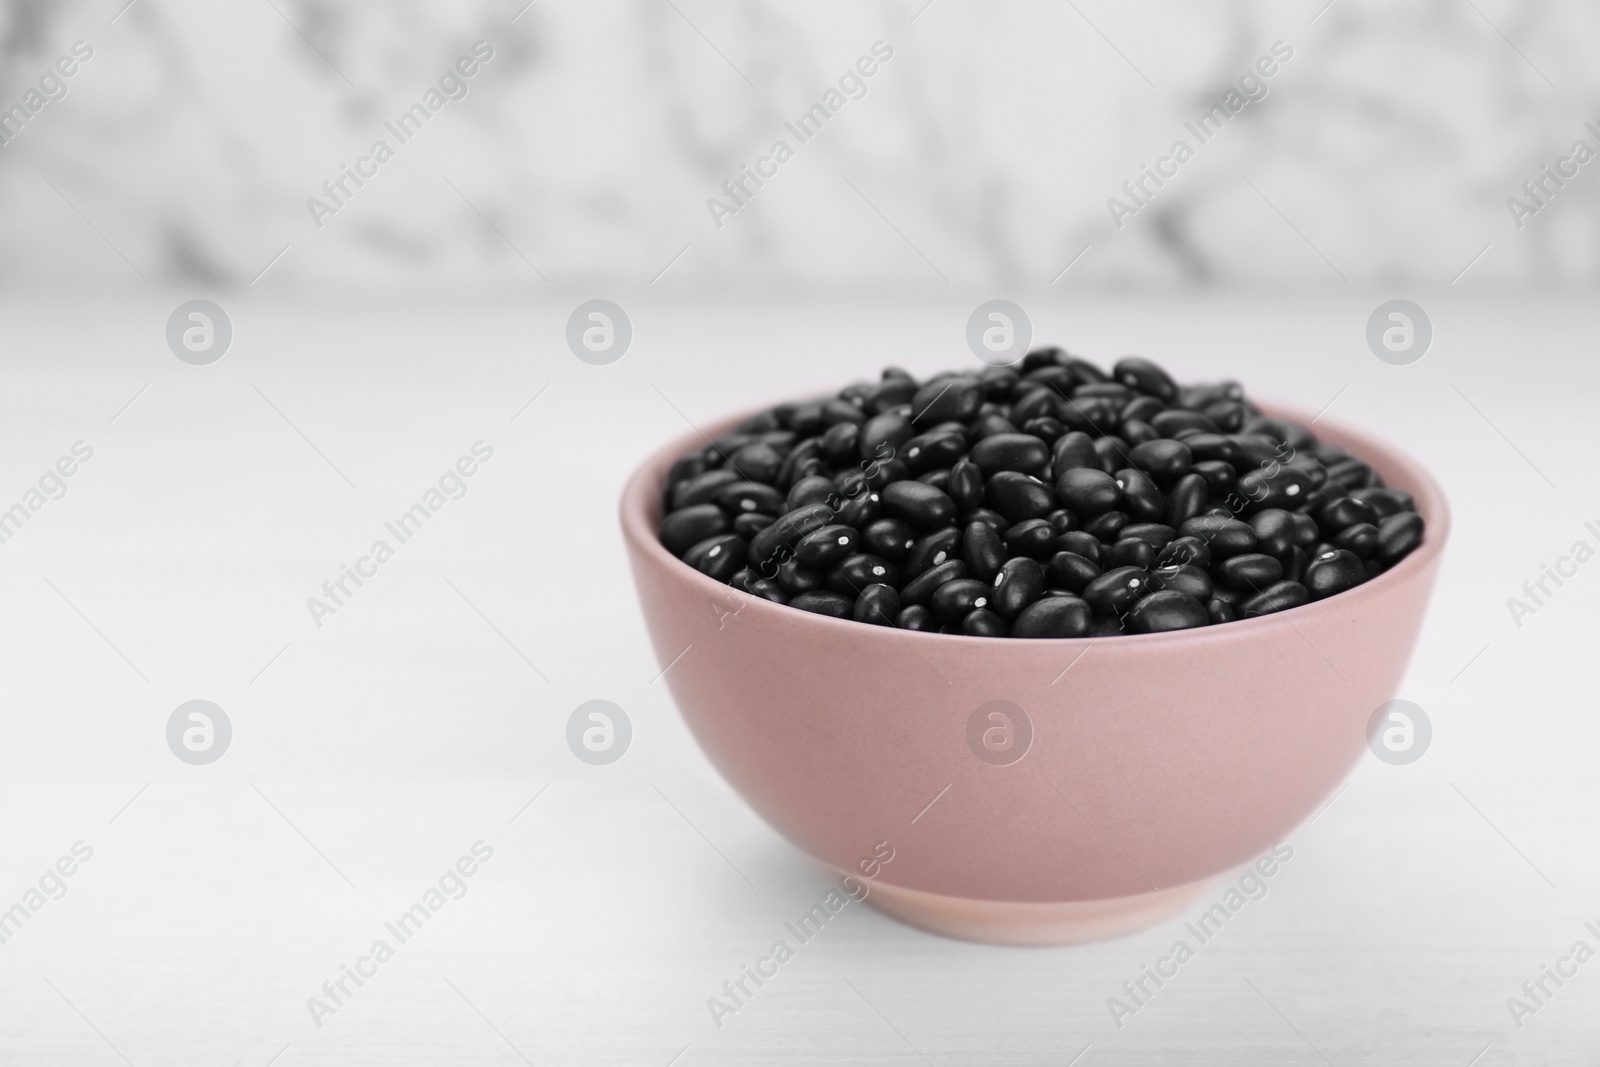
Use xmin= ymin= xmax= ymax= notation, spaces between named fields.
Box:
xmin=1238 ymin=465 xmax=1315 ymax=510
xmin=661 ymin=504 xmax=730 ymax=557
xmin=1121 ymin=395 xmax=1166 ymax=426
xmin=1352 ymin=487 xmax=1414 ymax=519
xmin=1281 ymin=544 xmax=1307 ymax=584
xmin=1046 ymin=550 xmax=1101 ymax=593
xmin=784 ymin=474 xmax=835 ymax=512
xmin=1107 ymin=538 xmax=1156 ymax=570
xmin=1304 ymin=548 xmax=1364 ymax=600
xmin=1113 ymin=356 xmax=1179 ymax=402
xmin=986 ymin=471 xmax=1055 ymax=523
xmin=819 ymin=422 xmax=861 ymax=465
xmin=863 ymin=518 xmax=917 ymax=560
xmin=795 ymin=524 xmax=859 ymax=568
xmin=1118 ymin=522 xmax=1177 ymax=551
xmin=1249 ymin=509 xmax=1296 ymax=558
xmin=860 ymin=412 xmax=914 ymax=461
xmin=911 ymin=377 xmax=985 ymax=424
xmin=1046 ymin=508 xmax=1075 ymax=532
xmin=748 ymin=503 xmax=835 ymax=570
xmin=1333 ymin=522 xmax=1379 ymax=560
xmin=685 ymin=534 xmax=748 ymax=582
xmin=741 ymin=576 xmax=788 ymax=604
xmin=1184 ymin=381 xmax=1245 ymax=409
xmin=1241 ymin=580 xmax=1310 ymax=616
xmin=1149 ymin=562 xmax=1212 ymax=602
xmin=867 ymin=378 xmax=918 ymax=414
xmin=733 ymin=512 xmax=776 ymax=539
xmin=729 ymin=442 xmax=784 ymax=484
xmin=1206 ymin=596 xmax=1236 ymax=624
xmin=1129 ymin=439 xmax=1192 ymax=479
xmin=900 ymin=559 xmax=968 ymax=606
xmin=828 ymin=553 xmax=901 ymax=595
xmin=864 ymin=457 xmax=908 ymax=491
xmin=1056 ymin=467 xmax=1120 ymax=515
xmin=1184 ymin=433 xmax=1240 ymax=465
xmin=931 ymin=578 xmax=995 ymax=621
xmin=666 ymin=453 xmax=708 ymax=493
xmin=1317 ymin=496 xmax=1379 ymax=537
xmin=1057 ymin=357 xmax=1102 ymax=384
xmin=968 ymin=413 xmax=1018 ymax=441
xmin=775 ymin=402 xmax=824 ymax=435
xmin=1076 ymin=381 xmax=1134 ymax=402
xmin=896 ymin=431 xmax=962 ymax=475
xmin=1152 ymin=410 xmax=1218 ymax=437
xmin=1326 ymin=457 xmax=1376 ymax=491
xmin=1022 ymin=417 xmax=1066 ymax=444
xmin=716 ymin=481 xmax=786 ymax=516
xmin=1021 ymin=347 xmax=1064 ymax=373
xmin=1193 ymin=459 xmax=1237 ymax=498
xmin=1230 ymin=434 xmax=1283 ymax=467
xmin=1313 ymin=443 xmax=1350 ymax=466
xmin=1055 ymin=530 xmax=1104 ymax=565
xmin=1245 ymin=416 xmax=1315 ymax=450
xmin=1158 ymin=472 xmax=1206 ymax=529
xmin=904 ymin=527 xmax=961 ymax=577
xmin=1179 ymin=515 xmax=1257 ymax=557
xmin=962 ymin=520 xmax=1007 ymax=582
xmin=1011 ymin=595 xmax=1092 ymax=638
xmin=790 ymin=591 xmax=852 ymax=617
xmin=1156 ymin=535 xmax=1211 ymax=570
xmin=1121 ymin=419 xmax=1160 ymax=446
xmin=965 ymin=507 xmax=1008 ymax=530
xmin=1126 ymin=590 xmax=1208 ymax=633
xmin=822 ymin=398 xmax=867 ymax=426
xmin=1003 ymin=518 xmax=1057 ymax=560
xmin=1204 ymin=400 xmax=1247 ymax=433
xmin=961 ymin=608 xmax=1009 ymax=637
xmin=1012 ymin=387 xmax=1061 ymax=425
xmin=853 ymin=583 xmax=901 ymax=625
xmin=835 ymin=468 xmax=870 ymax=496
xmin=835 ymin=487 xmax=882 ymax=529
xmin=1114 ymin=468 xmax=1164 ymax=521
xmin=969 ymin=433 xmax=1050 ymax=475
xmin=1082 ymin=566 xmax=1150 ymax=616
xmin=710 ymin=432 xmax=755 ymax=458
xmin=672 ymin=468 xmax=741 ymax=510
xmin=1052 ymin=431 xmax=1098 ymax=472
xmin=896 ymin=604 xmax=936 ymax=630
xmin=881 ymin=480 xmax=957 ymax=529
xmin=992 ymin=557 xmax=1045 ymax=619
xmin=774 ymin=438 xmax=822 ymax=489
xmin=1091 ymin=434 xmax=1132 ymax=473
xmin=777 ymin=558 xmax=824 ymax=593
xmin=1290 ymin=512 xmax=1320 ymax=546
xmin=1376 ymin=512 xmax=1425 ymax=564
xmin=1081 ymin=511 xmax=1128 ymax=542
xmin=948 ymin=459 xmax=985 ymax=511
xmin=1218 ymin=553 xmax=1283 ymax=591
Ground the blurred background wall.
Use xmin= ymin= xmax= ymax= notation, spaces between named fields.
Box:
xmin=1 ymin=0 xmax=1596 ymax=293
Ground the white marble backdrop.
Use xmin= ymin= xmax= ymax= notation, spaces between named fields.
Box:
xmin=1 ymin=0 xmax=1598 ymax=292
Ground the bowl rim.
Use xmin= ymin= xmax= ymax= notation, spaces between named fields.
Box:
xmin=620 ymin=395 xmax=1450 ymax=648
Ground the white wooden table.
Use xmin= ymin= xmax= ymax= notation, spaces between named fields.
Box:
xmin=0 ymin=293 xmax=1593 ymax=1065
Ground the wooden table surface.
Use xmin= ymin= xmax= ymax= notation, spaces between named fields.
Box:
xmin=0 ymin=293 xmax=1594 ymax=1065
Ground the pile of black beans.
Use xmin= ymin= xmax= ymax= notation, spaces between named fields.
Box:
xmin=658 ymin=351 xmax=1425 ymax=637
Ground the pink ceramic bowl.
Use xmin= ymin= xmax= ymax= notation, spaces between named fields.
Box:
xmin=621 ymin=403 xmax=1448 ymax=945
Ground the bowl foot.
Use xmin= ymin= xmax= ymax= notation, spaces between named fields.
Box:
xmin=857 ymin=878 xmax=1208 ymax=946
